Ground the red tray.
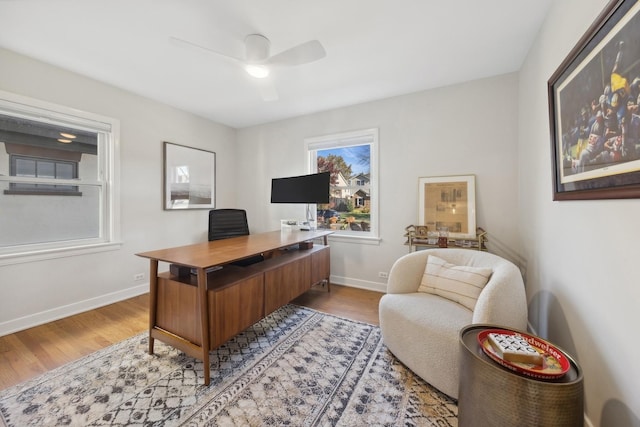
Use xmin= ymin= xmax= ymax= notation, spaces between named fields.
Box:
xmin=477 ymin=329 xmax=571 ymax=380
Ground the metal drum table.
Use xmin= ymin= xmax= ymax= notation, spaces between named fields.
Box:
xmin=458 ymin=324 xmax=584 ymax=427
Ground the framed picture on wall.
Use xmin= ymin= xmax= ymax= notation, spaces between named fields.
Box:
xmin=548 ymin=0 xmax=640 ymax=200
xmin=163 ymin=141 xmax=216 ymax=210
xmin=418 ymin=175 xmax=476 ymax=239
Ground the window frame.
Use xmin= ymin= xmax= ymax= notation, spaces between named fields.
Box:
xmin=305 ymin=128 xmax=380 ymax=245
xmin=0 ymin=90 xmax=121 ymax=265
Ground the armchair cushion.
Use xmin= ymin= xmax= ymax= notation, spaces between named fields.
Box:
xmin=418 ymin=255 xmax=492 ymax=311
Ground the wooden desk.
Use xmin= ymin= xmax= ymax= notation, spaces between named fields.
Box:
xmin=136 ymin=229 xmax=332 ymax=385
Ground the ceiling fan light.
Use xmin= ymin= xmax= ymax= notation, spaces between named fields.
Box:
xmin=245 ymin=64 xmax=269 ymax=79
xmin=57 ymin=138 xmax=72 ymax=143
xmin=60 ymin=132 xmax=76 ymax=139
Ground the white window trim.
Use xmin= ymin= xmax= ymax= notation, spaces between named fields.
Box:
xmin=0 ymin=90 xmax=121 ymax=265
xmin=305 ymin=128 xmax=380 ymax=244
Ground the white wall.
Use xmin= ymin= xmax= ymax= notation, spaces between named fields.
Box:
xmin=0 ymin=47 xmax=237 ymax=334
xmin=519 ymin=1 xmax=640 ymax=426
xmin=236 ymin=73 xmax=522 ymax=292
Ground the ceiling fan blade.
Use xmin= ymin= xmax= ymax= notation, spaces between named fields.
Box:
xmin=266 ymin=40 xmax=326 ymax=67
xmin=254 ymin=78 xmax=279 ymax=102
xmin=168 ymin=36 xmax=242 ymax=63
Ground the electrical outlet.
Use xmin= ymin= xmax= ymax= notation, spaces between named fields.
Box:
xmin=378 ymin=272 xmax=388 ymax=279
xmin=133 ymin=273 xmax=145 ymax=282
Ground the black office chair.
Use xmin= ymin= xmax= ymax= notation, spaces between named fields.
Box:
xmin=208 ymin=209 xmax=264 ymax=266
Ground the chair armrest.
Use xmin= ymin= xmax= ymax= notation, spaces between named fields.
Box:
xmin=386 ymin=251 xmax=429 ymax=294
xmin=472 ymin=261 xmax=527 ymax=330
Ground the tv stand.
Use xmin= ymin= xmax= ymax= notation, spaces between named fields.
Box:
xmin=137 ymin=229 xmax=332 ymax=385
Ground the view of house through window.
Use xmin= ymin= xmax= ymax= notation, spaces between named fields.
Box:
xmin=10 ymin=155 xmax=80 ymax=194
xmin=0 ymin=92 xmax=119 ymax=260
xmin=306 ymin=129 xmax=378 ymax=237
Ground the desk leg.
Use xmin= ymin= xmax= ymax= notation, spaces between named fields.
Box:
xmin=196 ymin=267 xmax=211 ymax=386
xmin=148 ymin=260 xmax=159 ymax=355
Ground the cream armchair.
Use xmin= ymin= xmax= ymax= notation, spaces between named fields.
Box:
xmin=378 ymin=248 xmax=527 ymax=399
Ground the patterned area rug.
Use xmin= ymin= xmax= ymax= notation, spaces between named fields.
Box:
xmin=0 ymin=305 xmax=457 ymax=426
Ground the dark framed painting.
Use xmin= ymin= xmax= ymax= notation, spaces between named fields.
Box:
xmin=163 ymin=141 xmax=216 ymax=210
xmin=548 ymin=0 xmax=640 ymax=200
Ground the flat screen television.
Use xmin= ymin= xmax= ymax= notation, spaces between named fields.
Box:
xmin=270 ymin=172 xmax=330 ymax=204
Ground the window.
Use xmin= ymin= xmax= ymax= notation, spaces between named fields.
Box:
xmin=306 ymin=128 xmax=379 ymax=242
xmin=8 ymin=155 xmax=80 ymax=194
xmin=0 ymin=91 xmax=120 ymax=263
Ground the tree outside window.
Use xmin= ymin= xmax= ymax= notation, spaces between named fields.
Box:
xmin=306 ymin=129 xmax=378 ymax=238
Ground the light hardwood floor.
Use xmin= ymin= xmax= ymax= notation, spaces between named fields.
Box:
xmin=0 ymin=284 xmax=383 ymax=390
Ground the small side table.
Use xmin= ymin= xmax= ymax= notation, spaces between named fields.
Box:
xmin=458 ymin=324 xmax=584 ymax=427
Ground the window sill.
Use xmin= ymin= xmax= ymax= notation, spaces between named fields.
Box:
xmin=0 ymin=241 xmax=123 ymax=266
xmin=327 ymin=234 xmax=381 ymax=245
xmin=4 ymin=190 xmax=82 ymax=196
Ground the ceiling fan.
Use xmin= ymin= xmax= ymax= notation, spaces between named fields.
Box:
xmin=169 ymin=34 xmax=326 ymax=101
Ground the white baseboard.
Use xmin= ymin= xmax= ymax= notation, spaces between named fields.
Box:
xmin=0 ymin=283 xmax=148 ymax=337
xmin=1 ymin=276 xmax=382 ymax=337
xmin=330 ymin=275 xmax=386 ymax=293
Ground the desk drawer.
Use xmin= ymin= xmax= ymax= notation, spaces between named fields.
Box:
xmin=156 ymin=268 xmax=265 ymax=349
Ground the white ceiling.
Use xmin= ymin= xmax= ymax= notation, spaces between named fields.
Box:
xmin=0 ymin=0 xmax=553 ymax=129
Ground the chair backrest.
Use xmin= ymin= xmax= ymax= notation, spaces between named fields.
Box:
xmin=386 ymin=248 xmax=527 ymax=329
xmin=208 ymin=209 xmax=250 ymax=241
